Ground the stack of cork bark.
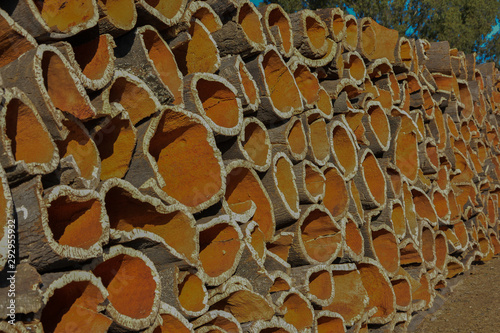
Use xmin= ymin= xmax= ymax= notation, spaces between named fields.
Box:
xmin=0 ymin=0 xmax=500 ymax=332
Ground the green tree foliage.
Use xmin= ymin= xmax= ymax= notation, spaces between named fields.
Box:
xmin=263 ymin=0 xmax=500 ymax=66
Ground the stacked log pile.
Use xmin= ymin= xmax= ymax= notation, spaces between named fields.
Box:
xmin=0 ymin=1 xmax=500 ymax=332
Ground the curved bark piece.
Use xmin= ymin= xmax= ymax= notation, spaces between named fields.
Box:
xmin=183 ymin=1 xmax=222 ymax=34
xmin=342 ymin=51 xmax=366 ymax=85
xmin=291 ymin=265 xmax=334 ymax=306
xmin=356 ymin=258 xmax=396 ymax=325
xmin=445 ymin=255 xmax=464 ymax=279
xmin=425 ymin=41 xmax=452 ymax=75
xmin=0 ymin=8 xmax=37 ymax=68
xmin=135 ymin=0 xmax=187 ymax=30
xmin=418 ymin=138 xmax=439 ymax=174
xmin=248 ymin=316 xmax=298 ymax=333
xmin=315 ymin=7 xmax=345 ymax=43
xmin=211 ymin=2 xmax=266 ymax=59
xmin=148 ymin=302 xmax=194 ymax=333
xmin=100 ymin=178 xmax=198 ymax=266
xmin=55 ymin=114 xmax=101 ymax=189
xmin=290 ymin=10 xmax=329 ymax=59
xmin=183 ymin=72 xmax=243 ymax=136
xmin=275 ymin=289 xmax=315 ymax=332
xmin=362 ymin=101 xmax=391 ymax=154
xmin=259 ymin=4 xmax=295 ymax=57
xmin=224 ymin=161 xmax=274 ymax=240
xmin=353 ymin=148 xmax=387 ymax=210
xmin=398 ymin=238 xmax=423 ymax=266
xmin=96 ymin=0 xmax=137 ymax=36
xmin=246 ymin=45 xmax=303 ymax=124
xmin=40 ymin=271 xmax=110 ymax=333
xmin=262 ymin=152 xmax=300 ymax=227
xmin=390 ymin=275 xmax=412 ymax=312
xmin=0 ymin=45 xmax=100 ymax=139
xmin=1 ymin=0 xmax=98 ymax=40
xmin=341 ymin=214 xmax=364 ymax=262
xmin=268 ymin=117 xmax=308 ymax=162
xmin=265 ymin=232 xmax=293 ymax=274
xmin=133 ymin=107 xmax=225 ymax=213
xmin=209 ymin=278 xmax=274 ymax=323
xmin=372 ymin=198 xmax=406 ymax=241
xmin=343 ymin=15 xmax=358 ymax=51
xmin=293 ymin=160 xmax=326 ymax=204
xmin=222 ymin=117 xmax=272 ymax=172
xmin=402 ymin=181 xmax=419 ymax=242
xmin=420 ymin=223 xmax=436 ymax=268
xmin=91 ymin=245 xmax=161 ymax=331
xmin=366 ymin=224 xmax=400 ymax=277
xmin=286 ymin=205 xmax=342 ymax=266
xmin=302 ymin=110 xmax=330 ymax=166
xmin=357 ymin=18 xmax=399 ymax=63
xmin=434 ymin=230 xmax=448 ymax=272
xmin=14 ymin=177 xmax=108 ymax=272
xmin=322 ymin=163 xmax=349 ymax=219
xmin=197 ymin=216 xmax=243 ymax=286
xmin=173 ymin=19 xmax=220 ymax=75
xmin=95 ymin=70 xmax=161 ymax=125
xmin=90 ymin=111 xmax=136 ymax=181
xmin=219 ymin=55 xmax=261 ymax=113
xmin=314 ymin=310 xmax=345 ymax=333
xmin=292 ymin=36 xmax=337 ymax=68
xmin=411 ymin=187 xmax=438 ymax=226
xmin=323 ymin=264 xmax=369 ymax=326
xmin=191 ymin=310 xmax=241 ymax=333
xmin=394 ymin=37 xmax=414 ymax=72
xmin=315 ymin=86 xmax=334 ymax=120
xmin=393 ymin=129 xmax=419 ymax=183
xmin=114 ymin=25 xmax=183 ymax=104
xmin=327 ymin=119 xmax=358 ymax=180
xmin=289 ymin=60 xmax=321 ymax=109
xmin=0 ymin=88 xmax=58 ymax=180
xmin=0 ymin=164 xmax=13 ymax=271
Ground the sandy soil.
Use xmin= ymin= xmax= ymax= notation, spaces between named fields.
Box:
xmin=413 ymin=256 xmax=500 ymax=333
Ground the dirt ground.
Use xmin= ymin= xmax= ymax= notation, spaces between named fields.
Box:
xmin=413 ymin=256 xmax=500 ymax=333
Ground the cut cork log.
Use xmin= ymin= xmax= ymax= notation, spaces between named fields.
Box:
xmin=356 ymin=258 xmax=396 ymax=325
xmin=261 ymin=152 xmax=300 ymax=227
xmin=285 ymin=204 xmax=342 ymax=266
xmin=323 ymin=264 xmax=369 ymax=326
xmin=0 ymin=45 xmax=100 ymax=139
xmin=268 ymin=116 xmax=308 ymax=162
xmin=364 ymin=223 xmax=401 ymax=277
xmin=39 ymin=271 xmax=111 ymax=333
xmin=248 ymin=316 xmax=298 ymax=333
xmin=357 ymin=18 xmax=399 ymax=63
xmin=183 ymin=72 xmax=243 ymax=137
xmin=148 ymin=302 xmax=194 ymax=332
xmin=114 ymin=25 xmax=183 ymax=105
xmin=55 ymin=34 xmax=116 ymax=90
xmin=171 ymin=19 xmax=220 ymax=75
xmin=224 ymin=161 xmax=275 ymax=240
xmin=343 ymin=15 xmax=358 ymax=51
xmin=90 ymin=110 xmax=137 ymax=181
xmin=290 ymin=10 xmax=329 ymax=59
xmin=327 ymin=119 xmax=359 ymax=181
xmin=222 ymin=117 xmax=272 ymax=172
xmin=0 ymin=88 xmax=59 ymax=182
xmin=274 ymin=288 xmax=315 ymax=332
xmin=54 ymin=114 xmax=101 ymax=189
xmin=13 ymin=177 xmax=109 ymax=272
xmin=293 ymin=160 xmax=326 ymax=204
xmin=96 ymin=0 xmax=137 ymax=36
xmin=322 ymin=163 xmax=349 ymax=219
xmin=302 ymin=109 xmax=331 ymax=166
xmin=0 ymin=164 xmax=13 ymax=271
xmin=128 ymin=107 xmax=226 ymax=213
xmin=291 ymin=265 xmax=335 ymax=306
xmin=313 ymin=310 xmax=346 ymax=333
xmin=90 ymin=245 xmax=161 ymax=331
xmin=93 ymin=69 xmax=161 ymax=125
xmin=289 ymin=59 xmax=321 ymax=109
xmin=135 ymin=0 xmax=187 ymax=31
xmin=182 ymin=1 xmax=222 ymax=34
xmin=208 ymin=277 xmax=274 ymax=322
xmin=259 ymin=4 xmax=295 ymax=58
xmin=353 ymin=148 xmax=387 ymax=210
xmin=0 ymin=8 xmax=37 ymax=68
xmin=246 ymin=45 xmax=303 ymax=124
xmin=100 ymin=178 xmax=199 ymax=266
xmin=218 ymin=55 xmax=261 ymax=113
xmin=197 ymin=216 xmax=243 ymax=286
xmin=315 ymin=7 xmax=346 ymax=43
xmin=192 ymin=310 xmax=241 ymax=333
xmin=363 ymin=101 xmax=391 ymax=154
xmin=0 ymin=0 xmax=98 ymax=41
